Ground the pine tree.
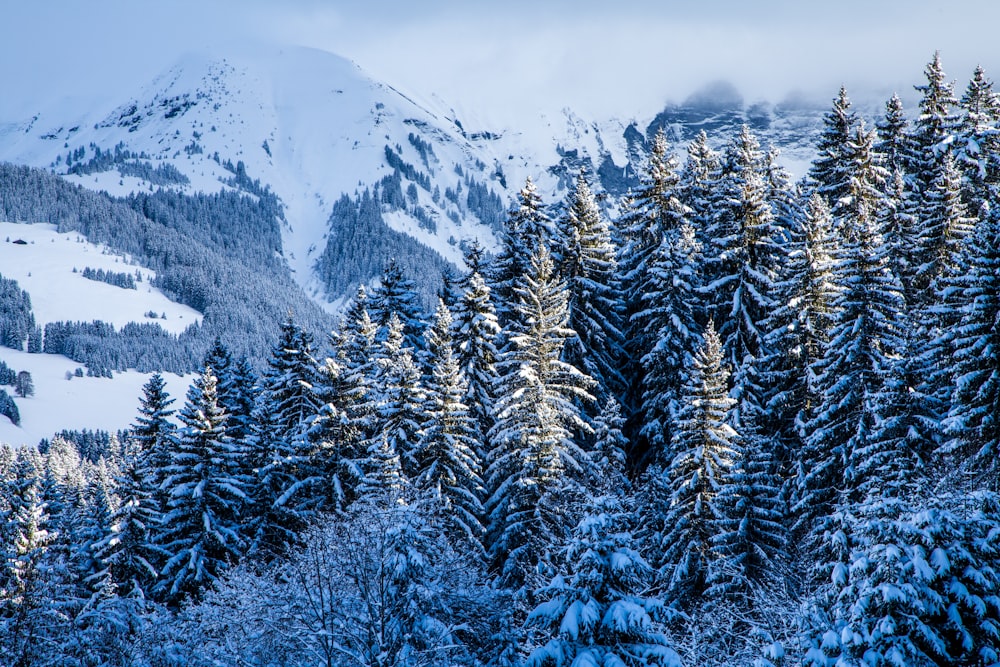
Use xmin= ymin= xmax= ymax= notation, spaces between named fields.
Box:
xmin=958 ymin=65 xmax=1000 ymax=212
xmin=804 ymin=498 xmax=1000 ymax=667
xmin=413 ymin=300 xmax=486 ymax=546
xmin=156 ymin=367 xmax=247 ymax=602
xmin=492 ymin=177 xmax=552 ymax=324
xmin=130 ymin=372 xmax=176 ymax=517
xmin=644 ymin=321 xmax=739 ymax=603
xmin=369 ymin=313 xmax=425 ymax=481
xmin=679 ymin=130 xmax=722 ymax=246
xmin=618 ymin=130 xmax=688 ymax=455
xmin=486 ymin=242 xmax=596 ymax=595
xmin=707 ymin=415 xmax=786 ymax=602
xmin=371 ymin=258 xmax=425 ymax=348
xmin=637 ymin=218 xmax=703 ymax=463
xmin=525 ymin=496 xmax=682 ymax=667
xmin=452 ymin=271 xmax=502 ymax=451
xmin=553 ymin=174 xmax=625 ymax=402
xmin=762 ymin=194 xmax=838 ymax=467
xmin=940 ymin=209 xmax=1000 ymax=471
xmin=809 ymin=86 xmax=859 ymax=208
xmin=797 ymin=126 xmax=904 ymax=535
xmin=98 ymin=435 xmax=164 ymax=597
xmin=702 ymin=125 xmax=781 ymax=426
xmin=914 ymin=151 xmax=976 ymax=299
xmin=245 ymin=317 xmax=324 ymax=548
xmin=876 ymin=93 xmax=910 ymax=176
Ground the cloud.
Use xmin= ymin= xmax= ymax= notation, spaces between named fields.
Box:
xmin=2 ymin=1 xmax=999 ymax=124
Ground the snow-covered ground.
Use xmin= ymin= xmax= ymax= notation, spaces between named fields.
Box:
xmin=0 ymin=220 xmax=200 ymax=447
xmin=0 ymin=346 xmax=192 ymax=448
xmin=0 ymin=221 xmax=201 ymax=334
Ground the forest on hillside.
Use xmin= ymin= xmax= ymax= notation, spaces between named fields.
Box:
xmin=1 ymin=52 xmax=999 ymax=666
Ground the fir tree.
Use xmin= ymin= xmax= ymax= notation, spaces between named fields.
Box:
xmin=486 ymin=242 xmax=596 ymax=595
xmin=413 ymin=300 xmax=486 ymax=546
xmin=876 ymin=93 xmax=910 ymax=176
xmin=156 ymin=367 xmax=247 ymax=603
xmin=554 ymin=174 xmax=626 ymax=402
xmin=526 ymin=496 xmax=682 ymax=667
xmin=809 ymin=86 xmax=859 ymax=208
xmin=645 ymin=321 xmax=739 ymax=603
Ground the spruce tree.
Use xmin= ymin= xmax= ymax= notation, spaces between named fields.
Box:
xmin=156 ymin=367 xmax=247 ymax=602
xmin=637 ymin=218 xmax=702 ymax=463
xmin=413 ymin=300 xmax=486 ymax=546
xmin=809 ymin=86 xmax=859 ymax=208
xmin=368 ymin=313 xmax=425 ymax=481
xmin=492 ymin=177 xmax=552 ymax=324
xmin=797 ymin=126 xmax=905 ymax=535
xmin=525 ymin=496 xmax=682 ymax=667
xmin=644 ymin=321 xmax=739 ymax=603
xmin=940 ymin=209 xmax=1000 ymax=472
xmin=451 ymin=271 xmax=501 ymax=451
xmin=371 ymin=258 xmax=425 ymax=348
xmin=486 ymin=242 xmax=596 ymax=595
xmin=958 ymin=65 xmax=1000 ymax=212
xmin=761 ymin=194 xmax=838 ymax=467
xmin=554 ymin=174 xmax=625 ymax=402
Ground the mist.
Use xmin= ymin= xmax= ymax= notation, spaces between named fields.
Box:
xmin=3 ymin=1 xmax=999 ymax=124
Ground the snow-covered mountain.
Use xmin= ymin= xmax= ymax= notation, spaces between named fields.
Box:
xmin=0 ymin=46 xmax=841 ymax=312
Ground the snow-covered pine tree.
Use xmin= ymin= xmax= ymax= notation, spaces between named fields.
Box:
xmin=940 ymin=207 xmax=1000 ymax=474
xmin=796 ymin=125 xmax=905 ymax=538
xmin=156 ymin=366 xmax=247 ymax=603
xmin=761 ymin=194 xmax=838 ymax=469
xmin=371 ymin=258 xmax=425 ymax=348
xmin=618 ymin=130 xmax=688 ymax=456
xmin=97 ymin=434 xmax=164 ymax=597
xmin=244 ymin=317 xmax=324 ymax=550
xmin=129 ymin=372 xmax=176 ymax=517
xmin=809 ymin=86 xmax=859 ymax=208
xmin=0 ymin=449 xmax=56 ymax=667
xmin=876 ymin=93 xmax=910 ymax=176
xmin=701 ymin=125 xmax=781 ymax=427
xmin=368 ymin=313 xmax=425 ymax=482
xmin=802 ymin=497 xmax=1000 ymax=667
xmin=707 ymin=414 xmax=786 ymax=602
xmin=525 ymin=495 xmax=682 ymax=667
xmin=451 ymin=270 xmax=502 ymax=453
xmin=679 ymin=130 xmax=722 ymax=249
xmin=486 ymin=242 xmax=597 ymax=596
xmin=413 ymin=300 xmax=485 ymax=547
xmin=492 ymin=177 xmax=552 ymax=325
xmin=553 ymin=174 xmax=625 ymax=403
xmin=642 ymin=321 xmax=739 ymax=604
xmin=590 ymin=397 xmax=630 ymax=496
xmin=913 ymin=151 xmax=976 ymax=300
xmin=957 ymin=65 xmax=1000 ymax=212
xmin=637 ymin=218 xmax=702 ymax=464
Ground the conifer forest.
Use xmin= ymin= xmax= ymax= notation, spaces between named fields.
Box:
xmin=3 ymin=52 xmax=1000 ymax=666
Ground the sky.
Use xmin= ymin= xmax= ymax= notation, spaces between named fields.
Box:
xmin=2 ymin=1 xmax=1000 ymax=125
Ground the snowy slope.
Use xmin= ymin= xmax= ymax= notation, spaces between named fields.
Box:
xmin=0 ymin=220 xmax=200 ymax=447
xmin=0 ymin=346 xmax=192 ymax=449
xmin=0 ymin=222 xmax=201 ymax=333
